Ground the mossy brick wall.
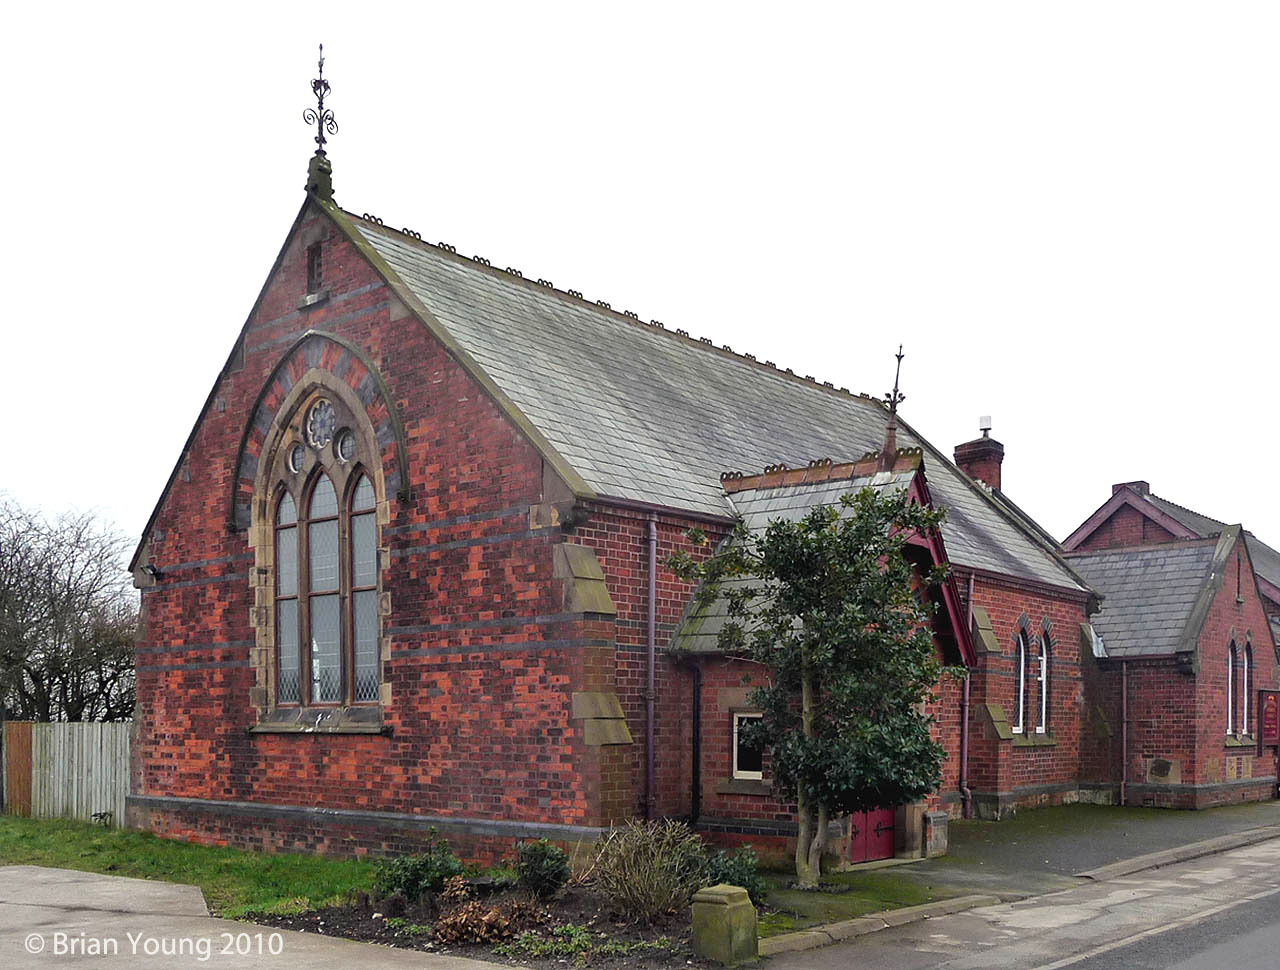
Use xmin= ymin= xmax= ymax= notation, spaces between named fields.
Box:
xmin=135 ymin=202 xmax=624 ymax=859
xmin=963 ymin=573 xmax=1092 ymax=814
xmin=1075 ymin=505 xmax=1178 ymax=550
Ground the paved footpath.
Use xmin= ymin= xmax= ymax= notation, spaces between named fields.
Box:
xmin=0 ymin=866 xmax=502 ymax=970
xmin=770 ymin=836 xmax=1280 ymax=969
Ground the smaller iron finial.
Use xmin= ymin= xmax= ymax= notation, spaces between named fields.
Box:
xmin=877 ymin=345 xmax=905 ymax=472
xmin=885 ymin=344 xmax=906 ymax=415
xmin=303 ymin=44 xmax=338 ymax=156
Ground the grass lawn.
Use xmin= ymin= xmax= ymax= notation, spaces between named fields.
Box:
xmin=0 ymin=816 xmax=374 ymax=918
xmin=759 ymin=865 xmax=970 ymax=937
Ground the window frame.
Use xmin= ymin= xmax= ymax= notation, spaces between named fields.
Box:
xmin=273 ymin=487 xmax=300 ymax=706
xmin=301 ymin=471 xmax=343 ymax=705
xmin=268 ymin=393 xmax=382 ymax=711
xmin=1013 ymin=631 xmax=1028 ymax=734
xmin=1035 ymin=633 xmax=1049 ymax=735
xmin=1242 ymin=643 xmax=1253 ymax=737
xmin=1227 ymin=641 xmax=1237 ymax=736
xmin=732 ymin=711 xmax=764 ymax=781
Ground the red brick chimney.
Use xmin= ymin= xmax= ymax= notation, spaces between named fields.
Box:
xmin=954 ymin=417 xmax=1004 ymax=491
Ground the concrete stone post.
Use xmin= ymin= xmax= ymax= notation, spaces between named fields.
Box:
xmin=691 ymin=884 xmax=758 ymax=966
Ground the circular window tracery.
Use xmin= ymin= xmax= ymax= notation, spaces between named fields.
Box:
xmin=306 ymin=400 xmax=336 ymax=448
xmin=335 ymin=428 xmax=356 ymax=463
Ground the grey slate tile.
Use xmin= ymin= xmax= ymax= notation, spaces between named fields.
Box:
xmin=353 ymin=219 xmax=1083 ymax=593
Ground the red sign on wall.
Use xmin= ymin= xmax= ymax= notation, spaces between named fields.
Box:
xmin=1258 ymin=690 xmax=1280 ymax=753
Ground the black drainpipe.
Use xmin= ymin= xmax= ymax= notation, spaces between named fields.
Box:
xmin=690 ymin=664 xmax=702 ymax=826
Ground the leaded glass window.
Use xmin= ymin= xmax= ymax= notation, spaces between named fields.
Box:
xmin=273 ymin=464 xmax=381 ymax=707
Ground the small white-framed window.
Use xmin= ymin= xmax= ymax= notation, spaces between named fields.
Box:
xmin=1227 ymin=642 xmax=1237 ymax=736
xmin=1013 ymin=632 xmax=1028 ymax=734
xmin=1036 ymin=635 xmax=1049 ymax=735
xmin=732 ymin=712 xmax=764 ymax=780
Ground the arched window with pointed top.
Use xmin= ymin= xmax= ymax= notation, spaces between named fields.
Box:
xmin=1243 ymin=642 xmax=1254 ymax=737
xmin=1013 ymin=631 xmax=1029 ymax=734
xmin=1036 ymin=633 xmax=1049 ymax=735
xmin=1227 ymin=641 xmax=1238 ymax=736
xmin=266 ymin=392 xmax=384 ymax=710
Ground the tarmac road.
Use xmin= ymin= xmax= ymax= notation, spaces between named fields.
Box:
xmin=769 ymin=836 xmax=1280 ymax=970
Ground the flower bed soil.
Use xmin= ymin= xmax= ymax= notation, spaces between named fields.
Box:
xmin=250 ymin=885 xmax=717 ymax=970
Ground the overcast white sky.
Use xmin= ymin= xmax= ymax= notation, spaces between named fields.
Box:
xmin=4 ymin=2 xmax=1278 ymax=555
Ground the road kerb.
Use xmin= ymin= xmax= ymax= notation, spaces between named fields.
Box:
xmin=1075 ymin=824 xmax=1280 ymax=881
xmin=757 ymin=894 xmax=1000 ymax=957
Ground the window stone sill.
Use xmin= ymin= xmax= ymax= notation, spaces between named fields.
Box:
xmin=297 ymin=289 xmax=329 ymax=310
xmin=716 ymin=778 xmax=771 ymax=796
xmin=1013 ymin=732 xmax=1057 ymax=748
xmin=249 ymin=706 xmax=387 ymax=735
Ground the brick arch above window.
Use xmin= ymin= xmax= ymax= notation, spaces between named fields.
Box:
xmin=229 ymin=330 xmax=409 ymax=533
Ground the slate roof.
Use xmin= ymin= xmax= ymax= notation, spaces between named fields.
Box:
xmin=674 ymin=469 xmax=917 ymax=654
xmin=1065 ymin=536 xmax=1229 ymax=658
xmin=1145 ymin=493 xmax=1280 ymax=596
xmin=1146 ymin=494 xmax=1227 ymax=538
xmin=349 ymin=216 xmax=1086 ymax=594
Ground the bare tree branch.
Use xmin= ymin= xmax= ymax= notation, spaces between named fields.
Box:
xmin=0 ymin=495 xmax=137 ymax=722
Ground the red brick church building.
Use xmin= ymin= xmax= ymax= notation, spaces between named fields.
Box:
xmin=126 ymin=145 xmax=1276 ymax=863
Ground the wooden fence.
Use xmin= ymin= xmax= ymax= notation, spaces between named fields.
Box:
xmin=1 ymin=722 xmax=130 ymax=827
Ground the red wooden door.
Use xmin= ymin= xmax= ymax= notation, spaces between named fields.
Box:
xmin=847 ymin=807 xmax=896 ymax=864
xmin=866 ymin=806 xmax=895 ymax=860
xmin=848 ymin=810 xmax=869 ymax=863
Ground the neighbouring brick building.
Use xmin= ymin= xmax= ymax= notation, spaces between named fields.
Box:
xmin=128 ymin=148 xmax=1261 ymax=866
xmin=1064 ymin=483 xmax=1280 ymax=808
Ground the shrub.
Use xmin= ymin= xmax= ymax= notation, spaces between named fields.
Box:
xmin=440 ymin=874 xmax=472 ymax=906
xmin=515 ymin=838 xmax=571 ymax=899
xmin=591 ymin=820 xmax=709 ymax=920
xmin=372 ymin=831 xmax=465 ymax=903
xmin=434 ymin=900 xmax=513 ymax=944
xmin=703 ymin=846 xmax=769 ymax=906
xmin=434 ymin=897 xmax=536 ymax=944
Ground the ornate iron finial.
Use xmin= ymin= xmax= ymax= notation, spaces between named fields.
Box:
xmin=884 ymin=344 xmax=906 ymax=415
xmin=877 ymin=345 xmax=905 ymax=473
xmin=303 ymin=44 xmax=338 ymax=156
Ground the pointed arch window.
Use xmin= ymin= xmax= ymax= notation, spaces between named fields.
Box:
xmin=1227 ymin=641 xmax=1238 ymax=736
xmin=1013 ymin=631 xmax=1029 ymax=734
xmin=1036 ymin=634 xmax=1049 ymax=735
xmin=274 ymin=468 xmax=380 ymax=707
xmin=1242 ymin=643 xmax=1253 ymax=737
